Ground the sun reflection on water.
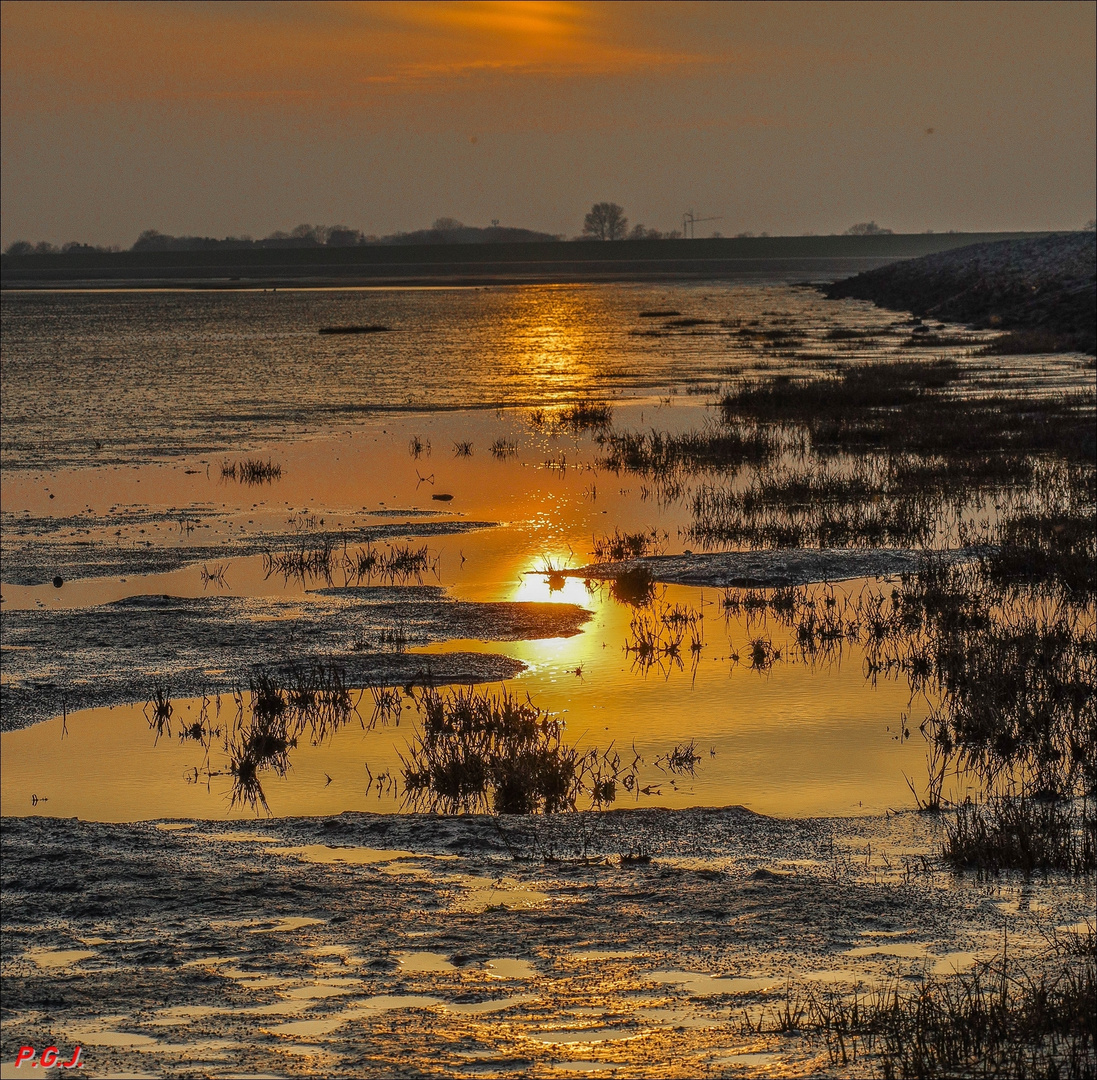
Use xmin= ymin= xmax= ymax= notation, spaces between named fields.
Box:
xmin=510 ymin=563 xmax=595 ymax=608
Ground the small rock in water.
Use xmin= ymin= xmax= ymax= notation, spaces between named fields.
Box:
xmin=52 ymin=576 xmax=64 ymax=588
xmin=432 ymin=493 xmax=454 ymax=502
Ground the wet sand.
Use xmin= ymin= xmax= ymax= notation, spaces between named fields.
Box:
xmin=2 ymin=811 xmax=1091 ymax=1078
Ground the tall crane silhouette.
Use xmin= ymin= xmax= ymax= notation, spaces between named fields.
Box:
xmin=681 ymin=210 xmax=723 ymax=239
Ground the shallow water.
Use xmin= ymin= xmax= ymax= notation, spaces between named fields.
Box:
xmin=1 ymin=282 xmax=1091 ymax=825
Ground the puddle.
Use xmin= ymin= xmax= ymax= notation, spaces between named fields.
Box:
xmin=147 ymin=1005 xmax=225 ymax=1026
xmin=64 ymin=1022 xmax=160 ymax=1048
xmin=550 ymin=1064 xmax=617 ymax=1074
xmin=485 ymin=958 xmax=537 ymax=980
xmin=450 ymin=875 xmax=551 ymax=913
xmin=531 ymin=1026 xmax=649 ymax=1045
xmin=217 ymin=967 xmax=291 ymax=988
xmin=798 ymin=968 xmax=877 ymax=986
xmin=636 ymin=1005 xmax=722 ymax=1029
xmin=711 ymin=1051 xmax=783 ymax=1067
xmin=647 ymin=970 xmax=780 ymax=996
xmin=249 ymin=917 xmax=325 ymax=934
xmin=358 ymin=994 xmax=445 ymax=1014
xmin=26 ymin=948 xmax=95 ymax=969
xmin=204 ymin=832 xmax=280 ymax=843
xmin=574 ymin=950 xmax=640 ymax=962
xmin=845 ymin=942 xmax=931 ymax=959
xmin=271 ymin=844 xmax=418 ymax=865
xmin=397 ymin=951 xmax=457 ymax=974
xmin=1059 ymin=919 xmax=1096 ymax=935
xmin=282 ymin=981 xmax=359 ymax=1001
xmin=154 ymin=822 xmax=195 ymax=831
xmin=268 ymin=1016 xmax=354 ymax=1038
xmin=931 ymin=951 xmax=980 ymax=975
xmin=448 ymin=993 xmax=537 ymax=1015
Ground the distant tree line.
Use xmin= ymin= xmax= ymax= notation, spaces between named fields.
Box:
xmin=3 ymin=220 xmax=563 ymax=255
xmin=4 ymin=240 xmax=121 ymax=255
xmin=15 ymin=208 xmax=1047 ymax=255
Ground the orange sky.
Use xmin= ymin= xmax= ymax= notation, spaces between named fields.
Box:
xmin=2 ymin=1 xmax=1094 ymax=244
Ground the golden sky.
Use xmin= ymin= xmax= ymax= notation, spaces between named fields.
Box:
xmin=2 ymin=1 xmax=1094 ymax=244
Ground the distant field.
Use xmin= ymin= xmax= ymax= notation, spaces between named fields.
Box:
xmin=1 ymin=232 xmax=1042 ymax=288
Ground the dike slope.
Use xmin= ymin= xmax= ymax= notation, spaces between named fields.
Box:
xmin=824 ymin=232 xmax=1096 ymax=354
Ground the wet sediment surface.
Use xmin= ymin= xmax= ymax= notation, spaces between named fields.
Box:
xmin=0 ymin=588 xmax=589 ymax=731
xmin=2 ymin=811 xmax=1091 ymax=1078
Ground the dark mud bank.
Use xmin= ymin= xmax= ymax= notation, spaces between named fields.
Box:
xmin=0 ymin=587 xmax=591 ymax=730
xmin=825 ymin=232 xmax=1097 ymax=354
xmin=0 ymin=512 xmax=496 ymax=587
xmin=567 ymin=547 xmax=985 ymax=589
xmin=2 ymin=811 xmax=1090 ymax=1078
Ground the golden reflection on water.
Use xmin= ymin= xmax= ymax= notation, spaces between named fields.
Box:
xmin=1 ymin=400 xmax=947 ymax=823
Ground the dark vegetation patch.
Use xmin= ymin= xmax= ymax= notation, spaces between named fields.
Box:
xmin=400 ymin=687 xmax=640 ymax=814
xmin=718 ymin=359 xmax=1093 ymax=461
xmin=489 ymin=438 xmax=518 ymax=459
xmin=591 ymin=527 xmax=666 ymax=563
xmin=597 ymin=423 xmax=777 ymax=475
xmin=980 ymin=327 xmax=1094 ymax=356
xmin=624 ymin=597 xmax=704 ymax=676
xmin=220 ymin=457 xmax=282 ymax=484
xmin=529 ymin=400 xmax=613 ymax=434
xmin=662 ymin=316 xmax=716 ymax=328
xmin=749 ymin=943 xmax=1096 ymax=1079
xmin=609 ymin=565 xmax=656 ymax=607
xmin=898 ymin=332 xmax=980 ymax=348
xmin=944 ymin=796 xmax=1095 ymax=877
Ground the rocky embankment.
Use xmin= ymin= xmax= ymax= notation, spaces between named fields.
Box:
xmin=826 ymin=231 xmax=1096 ymax=354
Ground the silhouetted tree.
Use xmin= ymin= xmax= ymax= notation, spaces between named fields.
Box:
xmin=583 ymin=202 xmax=628 ymax=241
xmin=845 ymin=221 xmax=894 ymax=236
xmin=4 ymin=241 xmax=33 ymax=255
xmin=628 ymin=224 xmax=669 ymax=240
xmin=326 ymin=226 xmax=362 ymax=246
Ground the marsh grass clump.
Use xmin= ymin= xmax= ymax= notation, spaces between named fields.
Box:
xmin=263 ymin=537 xmax=337 ymax=582
xmin=655 ymin=740 xmax=701 ymax=776
xmin=717 ymin=360 xmax=1094 ymax=462
xmin=979 ymin=328 xmax=1086 ymax=356
xmin=199 ymin=562 xmax=229 ymax=588
xmin=690 ymin=458 xmax=954 ymax=549
xmin=346 ymin=541 xmax=432 ymax=585
xmin=611 ymin=565 xmax=655 ymax=607
xmin=985 ymin=502 xmax=1097 ymax=597
xmin=400 ymin=687 xmax=636 ymax=814
xmin=453 ymin=440 xmax=474 ymax=457
xmin=592 ymin=527 xmax=667 ymax=563
xmin=369 ymin=685 xmax=403 ymax=726
xmin=221 ymin=457 xmax=282 ymax=484
xmin=529 ymin=399 xmax=614 ymax=434
xmin=624 ymin=599 xmax=704 ymax=675
xmin=145 ymin=685 xmax=173 ymax=740
xmin=598 ymin=423 xmax=777 ymax=475
xmin=226 ymin=663 xmax=360 ymax=811
xmin=944 ymin=795 xmax=1096 ymax=876
xmin=751 ymin=947 xmax=1097 ymax=1079
xmin=489 ymin=438 xmax=519 ymax=459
